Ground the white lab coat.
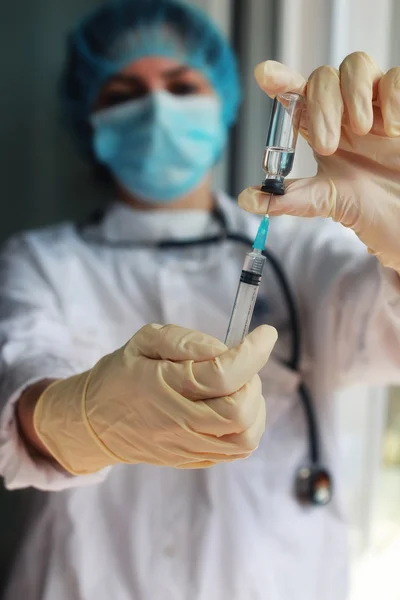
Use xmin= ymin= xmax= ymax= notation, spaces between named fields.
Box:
xmin=1 ymin=192 xmax=400 ymax=600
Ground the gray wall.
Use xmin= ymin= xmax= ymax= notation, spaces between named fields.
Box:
xmin=229 ymin=0 xmax=277 ymax=197
xmin=0 ymin=0 xmax=104 ymax=243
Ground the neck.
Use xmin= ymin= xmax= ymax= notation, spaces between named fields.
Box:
xmin=117 ymin=176 xmax=215 ymax=212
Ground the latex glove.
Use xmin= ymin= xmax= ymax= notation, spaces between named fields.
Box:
xmin=34 ymin=323 xmax=277 ymax=475
xmin=239 ymin=53 xmax=400 ymax=273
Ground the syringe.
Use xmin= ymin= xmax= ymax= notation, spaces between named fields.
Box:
xmin=224 ymin=92 xmax=303 ymax=348
xmin=225 ymin=216 xmax=269 ymax=348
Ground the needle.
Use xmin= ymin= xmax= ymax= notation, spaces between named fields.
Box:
xmin=265 ymin=193 xmax=273 ymax=216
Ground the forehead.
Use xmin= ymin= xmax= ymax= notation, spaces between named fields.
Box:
xmin=118 ymin=56 xmax=198 ymax=78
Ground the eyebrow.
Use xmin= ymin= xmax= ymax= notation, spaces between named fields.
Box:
xmin=107 ymin=66 xmax=190 ymax=87
xmin=162 ymin=65 xmax=190 ymax=79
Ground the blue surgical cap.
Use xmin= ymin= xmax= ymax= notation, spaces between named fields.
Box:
xmin=61 ymin=0 xmax=241 ymax=157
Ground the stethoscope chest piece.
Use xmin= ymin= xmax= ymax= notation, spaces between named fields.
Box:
xmin=295 ymin=466 xmax=333 ymax=506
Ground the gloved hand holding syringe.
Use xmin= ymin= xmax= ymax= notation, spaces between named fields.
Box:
xmin=225 ymin=92 xmax=303 ymax=347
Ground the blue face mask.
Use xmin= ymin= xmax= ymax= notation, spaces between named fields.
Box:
xmin=90 ymin=91 xmax=227 ymax=203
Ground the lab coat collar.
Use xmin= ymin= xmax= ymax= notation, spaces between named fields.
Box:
xmin=84 ymin=191 xmax=261 ymax=245
xmin=91 ymin=195 xmax=224 ymax=244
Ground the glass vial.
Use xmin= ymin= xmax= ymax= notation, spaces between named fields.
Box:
xmin=261 ymin=92 xmax=303 ymax=195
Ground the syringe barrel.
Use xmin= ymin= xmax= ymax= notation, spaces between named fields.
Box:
xmin=225 ymin=251 xmax=266 ymax=348
xmin=261 ymin=92 xmax=303 ymax=195
xmin=243 ymin=251 xmax=265 ymax=277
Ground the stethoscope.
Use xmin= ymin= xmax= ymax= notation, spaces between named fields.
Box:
xmin=79 ymin=206 xmax=333 ymax=506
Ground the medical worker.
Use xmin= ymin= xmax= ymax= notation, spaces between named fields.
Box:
xmin=1 ymin=0 xmax=400 ymax=598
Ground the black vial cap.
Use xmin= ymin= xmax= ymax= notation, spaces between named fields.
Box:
xmin=260 ymin=179 xmax=285 ymax=195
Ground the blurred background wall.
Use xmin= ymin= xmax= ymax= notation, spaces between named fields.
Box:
xmin=1 ymin=0 xmax=400 ymax=597
xmin=0 ymin=0 xmax=109 ymax=243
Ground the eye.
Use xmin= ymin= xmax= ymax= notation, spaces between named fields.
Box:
xmin=168 ymin=82 xmax=200 ymax=96
xmin=99 ymin=88 xmax=147 ymax=108
xmin=101 ymin=93 xmax=132 ymax=108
